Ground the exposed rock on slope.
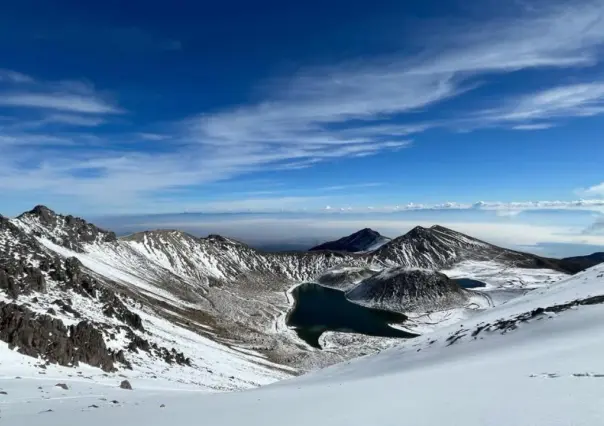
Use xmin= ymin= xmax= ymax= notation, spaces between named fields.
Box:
xmin=0 ymin=302 xmax=122 ymax=371
xmin=1 ymin=209 xmax=253 ymax=388
xmin=310 ymin=228 xmax=390 ymax=252
xmin=17 ymin=205 xmax=117 ymax=252
xmin=346 ymin=268 xmax=472 ymax=313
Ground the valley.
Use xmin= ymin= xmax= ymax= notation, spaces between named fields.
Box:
xmin=1 ymin=204 xmax=601 ymax=423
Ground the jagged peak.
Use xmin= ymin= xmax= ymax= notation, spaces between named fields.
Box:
xmin=14 ymin=204 xmax=117 ymax=249
xmin=19 ymin=205 xmax=57 ymax=222
xmin=398 ymin=225 xmax=430 ymax=239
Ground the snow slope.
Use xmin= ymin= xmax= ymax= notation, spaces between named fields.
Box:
xmin=3 ymin=263 xmax=603 ymax=425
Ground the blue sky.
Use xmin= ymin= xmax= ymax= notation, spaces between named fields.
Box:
xmin=1 ymin=0 xmax=604 ymax=254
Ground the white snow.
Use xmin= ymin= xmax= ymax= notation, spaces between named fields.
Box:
xmin=2 ymin=263 xmax=603 ymax=425
xmin=37 ymin=237 xmax=190 ymax=306
xmin=442 ymin=259 xmax=567 ymax=290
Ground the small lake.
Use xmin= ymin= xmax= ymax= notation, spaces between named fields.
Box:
xmin=454 ymin=278 xmax=487 ymax=289
xmin=286 ymin=283 xmax=417 ymax=348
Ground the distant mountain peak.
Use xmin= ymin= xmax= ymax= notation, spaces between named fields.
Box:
xmin=310 ymin=228 xmax=391 ymax=253
xmin=358 ymin=227 xmax=379 ymax=233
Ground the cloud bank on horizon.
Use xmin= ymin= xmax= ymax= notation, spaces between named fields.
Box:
xmin=1 ymin=0 xmax=603 ymax=249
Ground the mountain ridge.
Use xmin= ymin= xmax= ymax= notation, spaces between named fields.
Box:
xmin=0 ymin=204 xmax=580 ymax=383
xmin=8 ymin=205 xmax=588 ymax=275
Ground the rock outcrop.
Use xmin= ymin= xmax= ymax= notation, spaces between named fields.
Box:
xmin=346 ymin=268 xmax=471 ymax=313
xmin=16 ymin=205 xmax=117 ymax=252
xmin=0 ymin=302 xmax=120 ymax=371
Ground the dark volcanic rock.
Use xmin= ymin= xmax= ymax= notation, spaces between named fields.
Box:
xmin=119 ymin=380 xmax=132 ymax=390
xmin=0 ymin=302 xmax=118 ymax=371
xmin=346 ymin=268 xmax=471 ymax=313
xmin=310 ymin=228 xmax=390 ymax=253
xmin=127 ymin=334 xmax=151 ymax=353
xmin=559 ymin=252 xmax=604 ymax=274
xmin=0 ymin=265 xmax=47 ymax=299
xmin=101 ymin=293 xmax=144 ymax=331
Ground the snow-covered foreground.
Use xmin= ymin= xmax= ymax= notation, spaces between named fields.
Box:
xmin=3 ymin=264 xmax=603 ymax=425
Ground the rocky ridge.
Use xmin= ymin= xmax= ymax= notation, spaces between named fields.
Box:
xmin=0 ymin=205 xmax=577 ymax=380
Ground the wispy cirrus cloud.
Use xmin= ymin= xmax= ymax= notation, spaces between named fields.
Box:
xmin=511 ymin=123 xmax=556 ymax=130
xmin=16 ymin=113 xmax=106 ymax=128
xmin=0 ymin=92 xmax=121 ymax=114
xmin=320 ymin=182 xmax=384 ymax=192
xmin=185 ymin=0 xmax=604 ymax=168
xmin=578 ymin=182 xmax=604 ymax=198
xmin=2 ymin=1 xmax=604 ymax=213
xmin=0 ymin=71 xmax=122 ymax=114
xmin=480 ymin=83 xmax=604 ymax=127
xmin=0 ymin=69 xmax=34 ymax=83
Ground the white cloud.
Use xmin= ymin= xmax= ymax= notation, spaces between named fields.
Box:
xmin=319 ymin=182 xmax=383 ymax=191
xmin=183 ymin=1 xmax=604 ymax=177
xmin=0 ymin=69 xmax=34 ymax=83
xmin=482 ymin=83 xmax=604 ymax=125
xmin=18 ymin=114 xmax=106 ymax=128
xmin=511 ymin=123 xmax=555 ymax=130
xmin=0 ymin=93 xmax=121 ymax=114
xmin=3 ymin=2 xmax=604 ymax=212
xmin=0 ymin=72 xmax=122 ymax=114
xmin=137 ymin=133 xmax=171 ymax=141
xmin=411 ymin=1 xmax=604 ymax=74
xmin=578 ymin=182 xmax=604 ymax=197
xmin=196 ymin=196 xmax=330 ymax=212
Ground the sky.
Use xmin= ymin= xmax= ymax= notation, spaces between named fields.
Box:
xmin=1 ymin=0 xmax=604 ymax=255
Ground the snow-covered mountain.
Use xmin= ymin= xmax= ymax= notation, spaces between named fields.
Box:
xmin=309 ymin=228 xmax=391 ymax=252
xmin=1 ymin=211 xmax=289 ymax=391
xmin=370 ymin=224 xmax=567 ymax=271
xmin=1 ymin=205 xmax=576 ymax=393
xmin=3 ymin=259 xmax=603 ymax=425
